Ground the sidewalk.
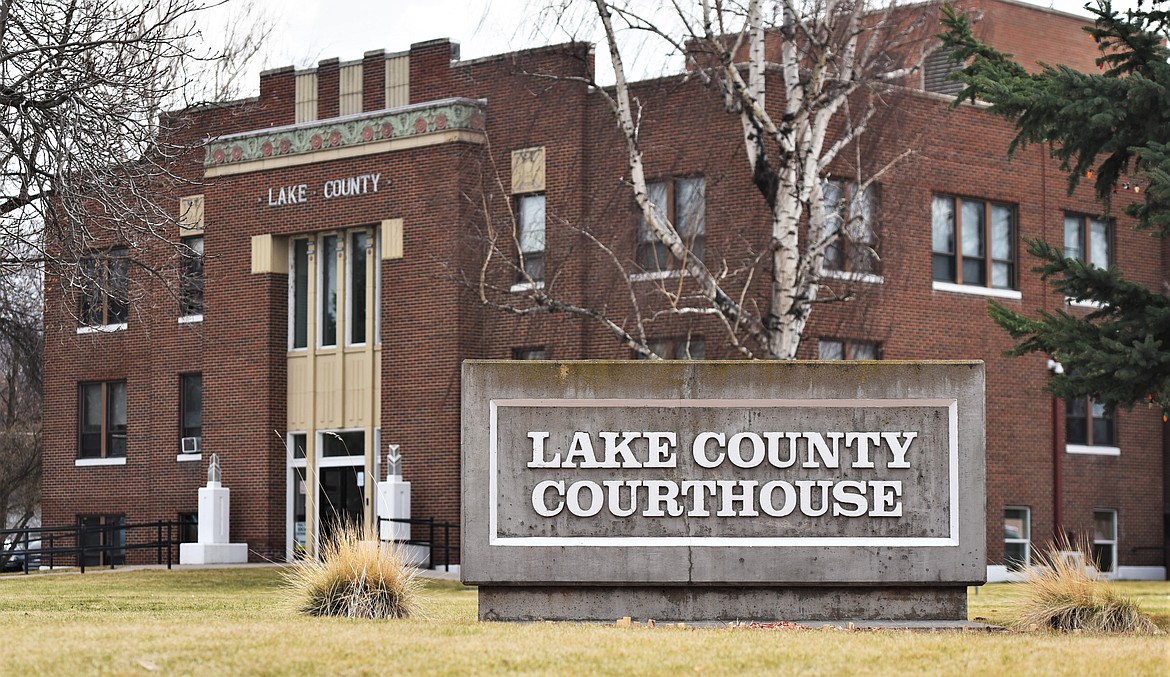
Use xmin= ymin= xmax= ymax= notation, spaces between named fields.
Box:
xmin=2 ymin=561 xmax=463 ymax=581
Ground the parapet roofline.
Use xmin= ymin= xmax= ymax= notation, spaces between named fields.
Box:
xmin=209 ymin=96 xmax=486 ymax=144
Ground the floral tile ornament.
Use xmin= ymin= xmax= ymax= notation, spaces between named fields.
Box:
xmin=205 ymin=98 xmax=487 ymax=168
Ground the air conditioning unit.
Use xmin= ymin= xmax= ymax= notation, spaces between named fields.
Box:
xmin=180 ymin=436 xmax=202 ymax=454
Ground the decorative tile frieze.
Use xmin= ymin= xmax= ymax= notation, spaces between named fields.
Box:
xmin=204 ymin=98 xmax=487 ymax=168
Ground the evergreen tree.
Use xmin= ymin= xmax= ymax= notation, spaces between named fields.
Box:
xmin=939 ymin=0 xmax=1170 ymax=417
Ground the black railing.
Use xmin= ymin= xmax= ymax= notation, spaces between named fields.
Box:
xmin=376 ymin=516 xmax=460 ymax=572
xmin=0 ymin=521 xmax=179 ymax=575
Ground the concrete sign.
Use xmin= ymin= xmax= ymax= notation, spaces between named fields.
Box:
xmin=462 ymin=361 xmax=985 ymax=622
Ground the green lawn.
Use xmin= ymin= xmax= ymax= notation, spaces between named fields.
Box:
xmin=1 ymin=568 xmax=1166 ymax=676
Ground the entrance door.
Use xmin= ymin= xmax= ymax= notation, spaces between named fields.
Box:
xmin=318 ymin=465 xmax=364 ymax=546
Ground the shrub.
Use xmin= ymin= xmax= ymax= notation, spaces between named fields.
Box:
xmin=1012 ymin=541 xmax=1160 ymax=634
xmin=285 ymin=522 xmax=420 ymax=619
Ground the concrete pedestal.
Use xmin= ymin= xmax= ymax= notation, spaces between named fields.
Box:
xmin=179 ymin=542 xmax=249 ymax=565
xmin=180 ymin=481 xmax=248 ymax=565
xmin=376 ymin=477 xmax=411 ymax=542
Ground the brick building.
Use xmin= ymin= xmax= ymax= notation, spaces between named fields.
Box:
xmin=41 ymin=0 xmax=1166 ymax=580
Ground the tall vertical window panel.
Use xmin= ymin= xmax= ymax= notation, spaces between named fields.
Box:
xmin=79 ymin=381 xmax=127 ymax=458
xmin=517 ymin=194 xmax=545 ymax=283
xmin=180 ymin=236 xmax=204 ymax=317
xmin=80 ymin=247 xmax=129 ymax=326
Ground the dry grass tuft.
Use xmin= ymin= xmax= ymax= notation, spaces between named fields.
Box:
xmin=1012 ymin=542 xmax=1161 ymax=634
xmin=284 ymin=522 xmax=420 ymax=619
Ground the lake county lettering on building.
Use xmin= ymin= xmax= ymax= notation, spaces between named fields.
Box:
xmin=266 ymin=172 xmax=382 ymax=206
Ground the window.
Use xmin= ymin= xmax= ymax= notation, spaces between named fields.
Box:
xmin=1003 ymin=507 xmax=1031 ymax=572
xmin=635 ymin=337 xmax=705 ymax=360
xmin=517 ymin=194 xmax=545 ymax=283
xmin=321 ymin=430 xmax=363 ymax=458
xmin=291 ymin=239 xmax=309 ymax=349
xmin=290 ymin=231 xmax=380 ymax=350
xmin=180 ymin=236 xmax=204 ymax=317
xmin=349 ymin=231 xmax=370 ymax=344
xmin=1091 ymin=509 xmax=1117 ymax=573
xmin=1063 ymin=214 xmax=1110 ymax=269
xmin=1066 ymin=396 xmax=1115 ymax=447
xmin=932 ymin=195 xmax=1015 ymax=289
xmin=80 ymin=247 xmax=129 ymax=326
xmin=512 ymin=347 xmax=546 ymax=360
xmin=180 ymin=374 xmax=202 ymax=440
xmin=178 ymin=512 xmax=198 ymax=544
xmin=319 ymin=234 xmax=338 ymax=347
xmin=637 ymin=177 xmax=705 ymax=272
xmin=78 ymin=515 xmax=125 ymax=567
xmin=822 ymin=180 xmax=879 ymax=275
xmin=818 ymin=339 xmax=879 ymax=360
xmin=79 ymin=381 xmax=127 ymax=459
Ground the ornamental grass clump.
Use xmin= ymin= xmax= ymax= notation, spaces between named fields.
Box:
xmin=1013 ymin=542 xmax=1159 ymax=634
xmin=285 ymin=522 xmax=420 ymax=619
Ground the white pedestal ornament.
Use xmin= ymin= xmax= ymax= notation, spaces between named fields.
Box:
xmin=180 ymin=453 xmax=249 ymax=564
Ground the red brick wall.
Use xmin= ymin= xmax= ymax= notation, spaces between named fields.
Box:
xmin=41 ymin=2 xmax=1165 ymax=570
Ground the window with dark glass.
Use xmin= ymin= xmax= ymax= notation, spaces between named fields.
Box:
xmin=512 ymin=347 xmax=546 ymax=360
xmin=1066 ymin=396 xmax=1115 ymax=447
xmin=517 ymin=194 xmax=545 ymax=283
xmin=79 ymin=381 xmax=127 ymax=459
xmin=1003 ymin=507 xmax=1030 ymax=572
xmin=637 ymin=177 xmax=705 ymax=271
xmin=349 ymin=231 xmax=370 ymax=344
xmin=818 ymin=339 xmax=879 ymax=360
xmin=180 ymin=236 xmax=204 ymax=316
xmin=78 ymin=515 xmax=125 ymax=567
xmin=180 ymin=374 xmax=202 ymax=440
xmin=1063 ymin=214 xmax=1110 ymax=268
xmin=931 ymin=195 xmax=1015 ymax=289
xmin=319 ymin=234 xmax=338 ymax=347
xmin=178 ymin=512 xmax=198 ymax=543
xmin=291 ymin=238 xmax=309 ymax=349
xmin=322 ymin=430 xmax=363 ymax=457
xmin=822 ymin=180 xmax=879 ymax=275
xmin=634 ymin=337 xmax=705 ymax=360
xmin=80 ymin=247 xmax=129 ymax=325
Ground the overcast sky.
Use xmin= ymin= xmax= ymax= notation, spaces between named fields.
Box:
xmin=204 ymin=0 xmax=1122 ymax=95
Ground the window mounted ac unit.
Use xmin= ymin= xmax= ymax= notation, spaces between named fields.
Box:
xmin=180 ymin=436 xmax=202 ymax=454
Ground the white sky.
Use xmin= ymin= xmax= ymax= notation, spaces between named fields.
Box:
xmin=201 ymin=0 xmax=1123 ymax=96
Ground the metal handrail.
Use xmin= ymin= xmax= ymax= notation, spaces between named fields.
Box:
xmin=375 ymin=516 xmax=460 ymax=572
xmin=1 ymin=520 xmax=180 ymax=575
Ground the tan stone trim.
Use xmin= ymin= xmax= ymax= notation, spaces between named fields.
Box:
xmin=205 ymin=130 xmax=485 ymax=178
xmin=381 ymin=218 xmax=403 ymax=260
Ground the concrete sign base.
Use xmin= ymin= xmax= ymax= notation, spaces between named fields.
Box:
xmin=479 ymin=585 xmax=967 ymax=622
xmin=461 ymin=361 xmax=986 ymax=622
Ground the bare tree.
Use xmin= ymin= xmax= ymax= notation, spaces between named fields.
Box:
xmin=476 ymin=0 xmax=934 ymax=359
xmin=1 ymin=0 xmax=271 ymax=313
xmin=0 ymin=254 xmax=40 ymax=566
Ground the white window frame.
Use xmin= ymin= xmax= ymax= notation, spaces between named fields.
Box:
xmin=1003 ymin=506 xmax=1031 ymax=572
xmin=1092 ymin=509 xmax=1118 ymax=574
xmin=288 ymin=237 xmax=310 ymax=352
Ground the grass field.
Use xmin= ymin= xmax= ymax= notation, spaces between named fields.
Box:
xmin=1 ymin=567 xmax=1167 ymax=676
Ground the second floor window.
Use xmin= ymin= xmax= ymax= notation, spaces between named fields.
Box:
xmin=932 ymin=195 xmax=1015 ymax=289
xmin=180 ymin=236 xmax=204 ymax=317
xmin=1066 ymin=396 xmax=1114 ymax=447
xmin=180 ymin=374 xmax=202 ymax=440
xmin=517 ymin=194 xmax=545 ymax=283
xmin=79 ymin=381 xmax=126 ymax=459
xmin=637 ymin=177 xmax=705 ymax=272
xmin=80 ymin=247 xmax=129 ymax=326
xmin=822 ymin=180 xmax=879 ymax=275
xmin=289 ymin=230 xmax=380 ymax=350
xmin=635 ymin=337 xmax=705 ymax=360
xmin=818 ymin=339 xmax=879 ymax=360
xmin=1063 ymin=214 xmax=1110 ymax=268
